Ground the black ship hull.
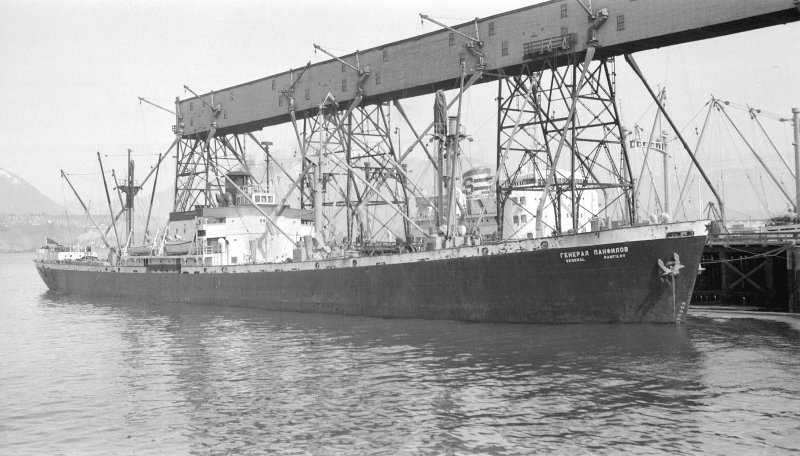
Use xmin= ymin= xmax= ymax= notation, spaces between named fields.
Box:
xmin=35 ymin=222 xmax=708 ymax=324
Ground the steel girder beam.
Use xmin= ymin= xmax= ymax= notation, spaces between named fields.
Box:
xmin=300 ymin=101 xmax=411 ymax=245
xmin=496 ymin=55 xmax=634 ymax=238
xmin=173 ymin=133 xmax=250 ymax=211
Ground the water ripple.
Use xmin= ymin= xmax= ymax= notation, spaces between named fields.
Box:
xmin=1 ymin=253 xmax=799 ymax=454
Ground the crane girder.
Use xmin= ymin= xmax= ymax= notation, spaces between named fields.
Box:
xmin=175 ymin=0 xmax=799 ymax=139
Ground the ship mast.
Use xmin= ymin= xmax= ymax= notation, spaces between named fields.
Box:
xmin=433 ymin=91 xmax=446 ymax=230
xmin=314 ymin=113 xmax=324 ymax=236
xmin=445 ymin=63 xmax=467 ymax=237
xmin=117 ymin=149 xmax=142 ymax=245
xmin=127 ymin=149 xmax=134 ymax=241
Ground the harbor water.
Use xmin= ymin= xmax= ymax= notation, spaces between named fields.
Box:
xmin=1 ymin=252 xmax=799 ymax=455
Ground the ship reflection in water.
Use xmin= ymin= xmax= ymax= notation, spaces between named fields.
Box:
xmin=1 ymin=258 xmax=798 ymax=454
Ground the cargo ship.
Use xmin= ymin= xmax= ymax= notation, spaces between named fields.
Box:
xmin=34 ymin=11 xmax=711 ymax=323
xmin=34 ymin=109 xmax=711 ymax=324
xmin=35 ymin=157 xmax=708 ymax=323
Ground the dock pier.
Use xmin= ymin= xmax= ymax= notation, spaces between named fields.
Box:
xmin=694 ymin=231 xmax=800 ymax=312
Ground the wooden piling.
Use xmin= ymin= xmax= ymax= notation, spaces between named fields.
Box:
xmin=788 ymin=245 xmax=800 ymax=313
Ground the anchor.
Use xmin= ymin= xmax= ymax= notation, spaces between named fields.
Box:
xmin=658 ymin=252 xmax=685 ymax=320
xmin=658 ymin=252 xmax=684 ymax=279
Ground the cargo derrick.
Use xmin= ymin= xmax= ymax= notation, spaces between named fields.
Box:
xmin=167 ymin=0 xmax=799 ymax=244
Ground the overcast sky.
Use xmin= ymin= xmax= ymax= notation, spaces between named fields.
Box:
xmin=1 ymin=0 xmax=798 ymax=219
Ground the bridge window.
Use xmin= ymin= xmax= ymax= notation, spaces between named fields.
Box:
xmin=382 ymin=49 xmax=388 ymax=62
xmin=520 ymin=196 xmax=527 ymax=205
xmin=342 ymin=63 xmax=346 ymax=73
xmin=278 ymin=96 xmax=283 ymax=107
xmin=449 ymin=32 xmax=455 ymax=46
xmin=560 ymin=3 xmax=568 ymax=18
xmin=305 ymin=88 xmax=310 ymax=101
xmin=189 ymin=101 xmax=193 ymax=111
xmin=501 ymin=41 xmax=509 ymax=56
xmin=459 ymin=52 xmax=465 ymax=66
xmin=342 ymin=78 xmax=347 ymax=92
xmin=617 ymin=14 xmax=625 ymax=31
xmin=488 ymin=22 xmax=495 ymax=36
xmin=229 ymin=91 xmax=233 ymax=101
xmin=271 ymin=79 xmax=276 ymax=90
xmin=375 ymin=71 xmax=381 ymax=85
xmin=561 ymin=26 xmax=568 ymax=36
xmin=521 ymin=214 xmax=528 ymax=223
xmin=513 ymin=215 xmax=519 ymax=225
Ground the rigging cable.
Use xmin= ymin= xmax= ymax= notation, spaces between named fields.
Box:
xmin=701 ymin=245 xmax=788 ymax=264
xmin=722 ymin=117 xmax=770 ymax=215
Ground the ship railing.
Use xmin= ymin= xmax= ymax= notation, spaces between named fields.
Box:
xmin=708 ymin=231 xmax=800 ymax=246
xmin=359 ymin=241 xmax=404 ymax=256
xmin=204 ymin=245 xmax=222 ymax=254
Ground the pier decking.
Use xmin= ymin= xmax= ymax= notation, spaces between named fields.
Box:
xmin=695 ymin=231 xmax=800 ymax=312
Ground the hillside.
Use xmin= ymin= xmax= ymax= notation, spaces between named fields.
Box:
xmin=0 ymin=168 xmax=63 ymax=215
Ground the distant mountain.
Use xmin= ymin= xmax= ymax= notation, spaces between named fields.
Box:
xmin=0 ymin=168 xmax=63 ymax=215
